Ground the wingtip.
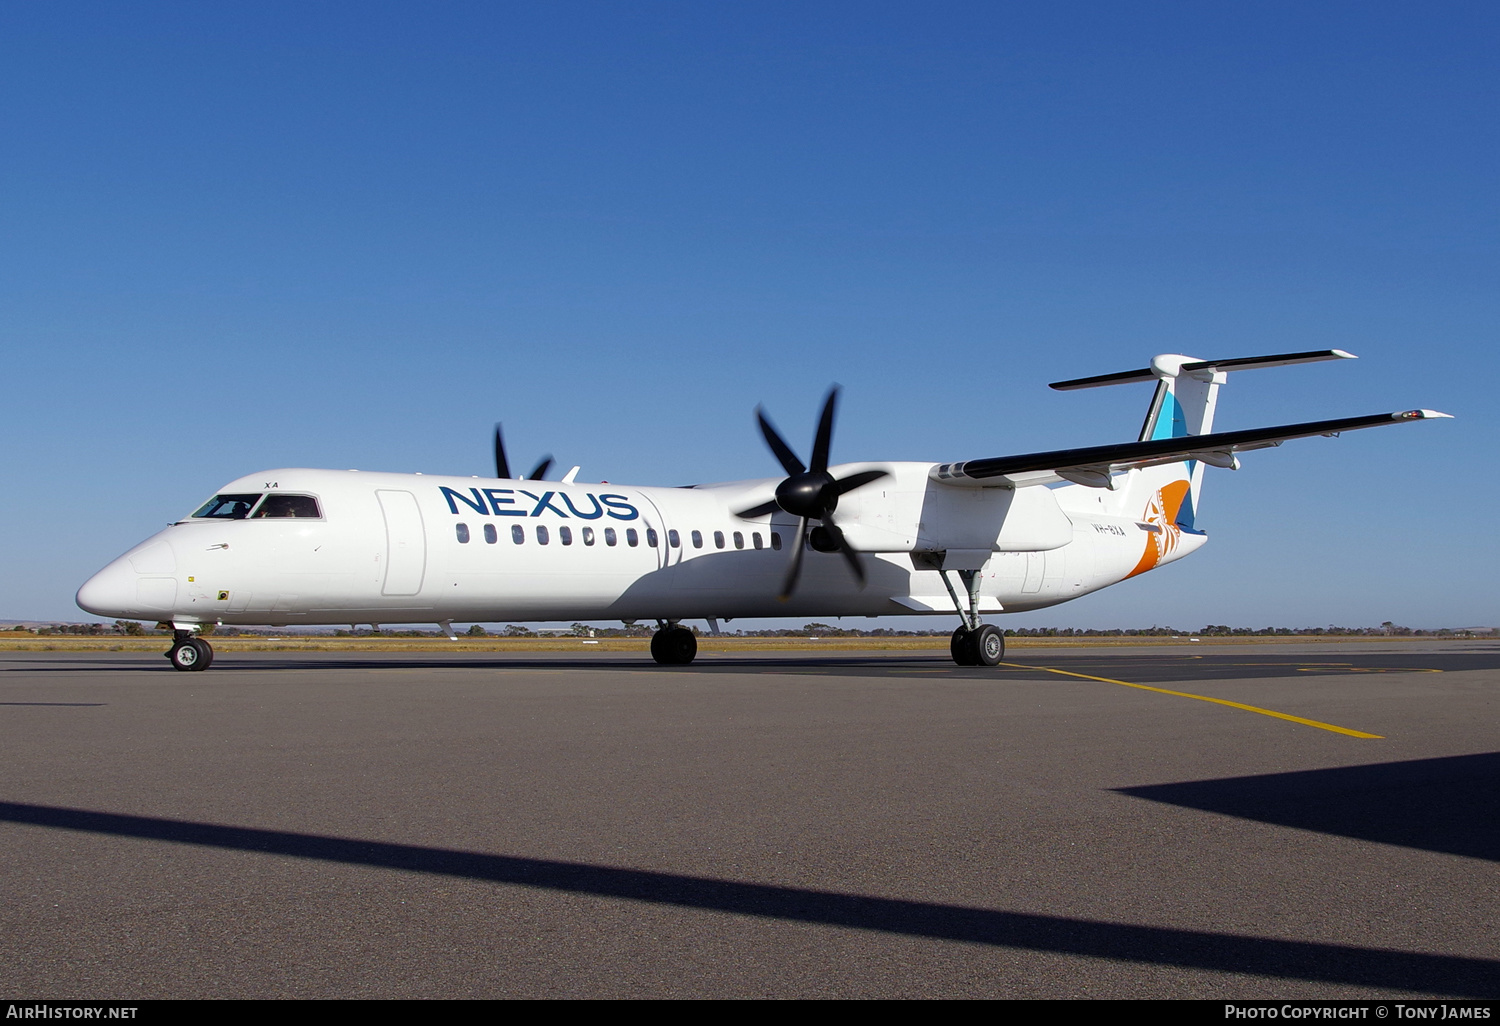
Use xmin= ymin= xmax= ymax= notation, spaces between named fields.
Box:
xmin=1396 ymin=409 xmax=1454 ymax=420
xmin=1331 ymin=349 xmax=1358 ymax=360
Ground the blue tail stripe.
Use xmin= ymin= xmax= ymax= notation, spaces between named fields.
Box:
xmin=1177 ymin=460 xmax=1198 ymax=531
xmin=1151 ymin=391 xmax=1187 ymax=440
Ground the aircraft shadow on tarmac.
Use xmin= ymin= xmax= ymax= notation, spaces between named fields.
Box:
xmin=1 ymin=800 xmax=1495 ymax=996
xmin=1117 ymin=752 xmax=1500 ymax=863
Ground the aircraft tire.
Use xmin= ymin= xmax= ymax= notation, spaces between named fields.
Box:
xmin=973 ymin=625 xmax=1004 ymax=666
xmin=168 ymin=639 xmax=212 ymax=672
xmin=949 ymin=627 xmax=978 ymax=666
xmin=650 ymin=626 xmax=697 ymax=665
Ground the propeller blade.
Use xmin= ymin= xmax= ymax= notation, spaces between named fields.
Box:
xmin=829 ymin=468 xmax=889 ymax=497
xmin=734 ymin=498 xmax=782 ymax=520
xmin=778 ymin=517 xmax=810 ymax=601
xmin=494 ymin=425 xmax=511 ymax=480
xmin=828 ymin=520 xmax=867 ymax=586
xmin=528 ymin=456 xmax=554 ymax=481
xmin=809 ymin=386 xmax=839 ymax=473
xmin=756 ymin=407 xmax=805 ymax=476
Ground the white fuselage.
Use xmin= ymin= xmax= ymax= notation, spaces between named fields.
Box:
xmin=76 ymin=463 xmax=1202 ymax=628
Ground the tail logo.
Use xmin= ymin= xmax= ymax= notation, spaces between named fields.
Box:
xmin=1125 ymin=479 xmax=1191 ymax=579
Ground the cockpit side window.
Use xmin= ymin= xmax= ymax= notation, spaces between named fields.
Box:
xmin=191 ymin=494 xmax=263 ymax=519
xmin=252 ymin=494 xmax=322 ymax=519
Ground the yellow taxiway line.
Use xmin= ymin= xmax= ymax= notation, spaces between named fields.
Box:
xmin=1000 ymin=662 xmax=1384 ymax=738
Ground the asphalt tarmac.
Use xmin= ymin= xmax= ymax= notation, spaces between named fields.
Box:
xmin=2 ymin=641 xmax=1497 ymax=999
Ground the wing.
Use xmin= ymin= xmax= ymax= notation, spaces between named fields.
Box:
xmin=931 ymin=409 xmax=1452 ymax=488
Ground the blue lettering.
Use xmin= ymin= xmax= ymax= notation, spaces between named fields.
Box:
xmin=484 ymin=488 xmax=526 ymax=516
xmin=441 ymin=486 xmax=488 ymax=516
xmin=519 ymin=490 xmax=569 ymax=518
xmin=599 ymin=494 xmax=639 ymax=521
xmin=560 ymin=492 xmax=605 ymax=520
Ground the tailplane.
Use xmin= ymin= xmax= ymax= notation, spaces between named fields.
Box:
xmin=1050 ymin=349 xmax=1357 ymax=531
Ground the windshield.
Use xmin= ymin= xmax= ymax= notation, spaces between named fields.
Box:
xmin=251 ymin=494 xmax=322 ymax=519
xmin=190 ymin=493 xmax=263 ymax=519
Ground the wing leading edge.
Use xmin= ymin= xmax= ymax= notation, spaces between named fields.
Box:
xmin=931 ymin=409 xmax=1452 ymax=489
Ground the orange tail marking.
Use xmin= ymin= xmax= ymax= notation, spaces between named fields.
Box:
xmin=1125 ymin=479 xmax=1191 ymax=579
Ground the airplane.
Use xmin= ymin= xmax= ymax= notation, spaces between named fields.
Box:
xmin=76 ymin=350 xmax=1448 ymax=672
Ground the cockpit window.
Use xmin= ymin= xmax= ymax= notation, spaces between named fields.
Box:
xmin=252 ymin=494 xmax=322 ymax=519
xmin=191 ymin=494 xmax=263 ymax=519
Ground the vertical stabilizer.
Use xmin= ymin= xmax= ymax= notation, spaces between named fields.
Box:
xmin=1125 ymin=354 xmax=1223 ymax=533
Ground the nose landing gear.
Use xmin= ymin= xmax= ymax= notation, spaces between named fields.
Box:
xmin=167 ymin=630 xmax=214 ymax=672
xmin=649 ymin=622 xmax=698 ymax=665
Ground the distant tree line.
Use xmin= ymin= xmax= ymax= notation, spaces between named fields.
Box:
xmin=6 ymin=620 xmax=1490 ymax=638
xmin=470 ymin=621 xmax=1488 ymax=638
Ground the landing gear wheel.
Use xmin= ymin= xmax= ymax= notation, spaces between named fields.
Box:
xmin=950 ymin=626 xmax=978 ymax=666
xmin=972 ymin=624 xmax=1004 ymax=666
xmin=191 ymin=638 xmax=214 ymax=669
xmin=650 ymin=626 xmax=698 ymax=665
xmin=168 ymin=638 xmax=213 ymax=672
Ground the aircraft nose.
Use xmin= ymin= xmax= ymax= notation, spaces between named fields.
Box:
xmin=76 ymin=559 xmax=141 ymax=618
xmin=78 ymin=537 xmax=183 ymax=619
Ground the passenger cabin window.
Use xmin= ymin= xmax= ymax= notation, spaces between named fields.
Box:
xmin=191 ymin=493 xmax=262 ymax=520
xmin=583 ymin=527 xmax=595 ymax=546
xmin=252 ymin=494 xmax=322 ymax=519
xmin=483 ymin=524 xmax=498 ymax=544
xmin=560 ymin=526 xmax=573 ymax=546
xmin=512 ymin=525 xmax=525 ymax=544
xmin=456 ymin=523 xmax=470 ymax=544
xmin=771 ymin=532 xmax=782 ymax=550
xmin=626 ymin=528 xmax=639 ymax=547
xmin=753 ymin=532 xmax=763 ymax=549
xmin=668 ymin=530 xmax=680 ymax=548
xmin=646 ymin=528 xmax=659 ymax=547
xmin=714 ymin=531 xmax=725 ymax=549
xmin=536 ymin=525 xmax=549 ymax=545
xmin=605 ymin=527 xmax=617 ymax=546
xmin=733 ymin=531 xmax=744 ymax=549
xmin=691 ymin=530 xmax=703 ymax=549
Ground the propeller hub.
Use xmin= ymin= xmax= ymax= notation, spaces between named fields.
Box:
xmin=738 ymin=386 xmax=886 ymax=601
xmin=775 ymin=472 xmax=835 ymax=519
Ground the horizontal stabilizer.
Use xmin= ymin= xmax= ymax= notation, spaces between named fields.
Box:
xmin=933 ymin=409 xmax=1450 ymax=486
xmin=1050 ymin=350 xmax=1355 ymax=391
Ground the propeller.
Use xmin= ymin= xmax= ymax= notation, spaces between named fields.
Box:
xmin=733 ymin=386 xmax=888 ymax=600
xmin=493 ymin=424 xmax=554 ymax=481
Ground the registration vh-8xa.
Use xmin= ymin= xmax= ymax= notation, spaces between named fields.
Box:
xmin=76 ymin=350 xmax=1448 ymax=671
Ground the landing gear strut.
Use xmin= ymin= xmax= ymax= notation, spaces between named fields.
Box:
xmin=939 ymin=566 xmax=1004 ymax=667
xmin=649 ymin=622 xmax=697 ymax=665
xmin=167 ymin=630 xmax=213 ymax=672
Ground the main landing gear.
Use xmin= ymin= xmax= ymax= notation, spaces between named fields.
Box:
xmin=649 ymin=622 xmax=697 ymax=665
xmin=937 ymin=565 xmax=1005 ymax=667
xmin=167 ymin=630 xmax=213 ymax=672
xmin=950 ymin=623 xmax=1004 ymax=666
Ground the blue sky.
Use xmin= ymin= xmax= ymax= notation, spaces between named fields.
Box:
xmin=2 ymin=1 xmax=1495 ymax=628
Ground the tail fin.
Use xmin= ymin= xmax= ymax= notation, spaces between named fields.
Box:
xmin=1051 ymin=350 xmax=1356 ymax=531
